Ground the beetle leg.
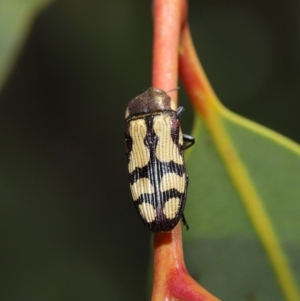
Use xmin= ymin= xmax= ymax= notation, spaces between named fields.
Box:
xmin=182 ymin=214 xmax=189 ymax=231
xmin=183 ymin=134 xmax=195 ymax=150
xmin=176 ymin=106 xmax=185 ymax=117
xmin=176 ymin=107 xmax=195 ymax=149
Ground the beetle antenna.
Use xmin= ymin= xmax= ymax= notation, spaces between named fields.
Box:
xmin=165 ymin=87 xmax=180 ymax=93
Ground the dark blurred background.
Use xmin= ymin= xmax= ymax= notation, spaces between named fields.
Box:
xmin=0 ymin=0 xmax=299 ymax=300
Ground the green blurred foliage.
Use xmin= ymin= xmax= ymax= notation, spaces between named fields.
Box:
xmin=184 ymin=116 xmax=300 ymax=300
xmin=0 ymin=0 xmax=300 ymax=300
xmin=0 ymin=0 xmax=53 ymax=90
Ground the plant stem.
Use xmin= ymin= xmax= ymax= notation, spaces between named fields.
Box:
xmin=151 ymin=1 xmax=220 ymax=300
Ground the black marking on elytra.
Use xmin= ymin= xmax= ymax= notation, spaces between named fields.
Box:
xmin=170 ymin=112 xmax=183 ymax=154
xmin=124 ymin=124 xmax=133 ymax=162
xmin=135 ymin=189 xmax=184 ymax=206
xmin=144 ymin=115 xmax=158 ymax=154
xmin=129 ymin=161 xmax=185 ymax=185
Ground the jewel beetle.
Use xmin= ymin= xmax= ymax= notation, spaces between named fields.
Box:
xmin=124 ymin=87 xmax=195 ymax=232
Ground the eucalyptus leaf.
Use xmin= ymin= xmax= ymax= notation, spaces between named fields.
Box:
xmin=184 ymin=113 xmax=300 ymax=301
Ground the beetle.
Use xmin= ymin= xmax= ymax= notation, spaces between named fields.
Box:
xmin=124 ymin=87 xmax=195 ymax=232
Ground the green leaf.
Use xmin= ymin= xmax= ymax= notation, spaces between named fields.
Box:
xmin=0 ymin=0 xmax=53 ymax=91
xmin=184 ymin=111 xmax=300 ymax=301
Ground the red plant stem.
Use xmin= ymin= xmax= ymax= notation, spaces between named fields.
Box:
xmin=152 ymin=0 xmax=186 ymax=106
xmin=152 ymin=227 xmax=184 ymax=300
xmin=151 ymin=0 xmax=220 ymax=300
xmin=151 ymin=1 xmax=187 ymax=300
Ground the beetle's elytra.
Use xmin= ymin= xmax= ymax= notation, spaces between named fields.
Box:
xmin=124 ymin=87 xmax=194 ymax=232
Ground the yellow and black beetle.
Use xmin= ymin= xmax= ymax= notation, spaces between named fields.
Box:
xmin=124 ymin=88 xmax=194 ymax=232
